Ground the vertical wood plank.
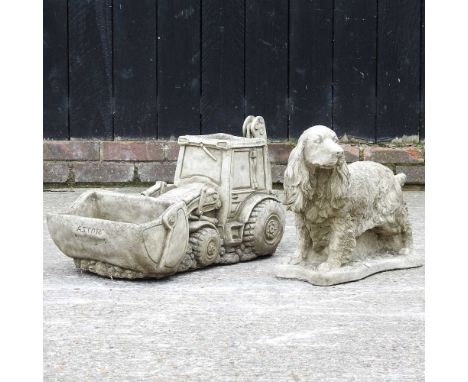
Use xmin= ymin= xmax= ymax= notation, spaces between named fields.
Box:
xmin=158 ymin=0 xmax=200 ymax=138
xmin=44 ymin=0 xmax=68 ymax=139
xmin=201 ymin=0 xmax=244 ymax=135
xmin=333 ymin=0 xmax=377 ymax=140
xmin=69 ymin=0 xmax=113 ymax=139
xmin=377 ymin=0 xmax=420 ymax=140
xmin=419 ymin=0 xmax=424 ymax=140
xmin=245 ymin=0 xmax=288 ymax=139
xmin=114 ymin=0 xmax=157 ymax=139
xmin=289 ymin=0 xmax=333 ymax=138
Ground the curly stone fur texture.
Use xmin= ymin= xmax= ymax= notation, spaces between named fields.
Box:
xmin=276 ymin=125 xmax=421 ymax=285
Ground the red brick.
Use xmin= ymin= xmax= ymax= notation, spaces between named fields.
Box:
xmin=137 ymin=162 xmax=177 ymax=183
xmin=395 ymin=165 xmax=425 ymax=185
xmin=101 ymin=141 xmax=165 ymax=161
xmin=271 ymin=164 xmax=286 ymax=184
xmin=268 ymin=143 xmax=294 ymax=164
xmin=363 ymin=146 xmax=424 ymax=164
xmin=73 ymin=162 xmax=134 ymax=183
xmin=342 ymin=144 xmax=359 ymax=162
xmin=43 ymin=141 xmax=100 ymax=161
xmin=269 ymin=143 xmax=358 ymax=164
xmin=164 ymin=141 xmax=181 ymax=161
xmin=43 ymin=162 xmax=70 ymax=183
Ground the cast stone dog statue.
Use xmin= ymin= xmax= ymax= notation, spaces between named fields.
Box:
xmin=282 ymin=125 xmax=413 ymax=274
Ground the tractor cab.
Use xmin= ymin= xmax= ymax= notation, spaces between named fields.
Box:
xmin=175 ymin=132 xmax=272 ymax=228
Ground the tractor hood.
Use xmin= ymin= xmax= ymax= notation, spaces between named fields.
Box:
xmin=155 ymin=182 xmax=220 ymax=214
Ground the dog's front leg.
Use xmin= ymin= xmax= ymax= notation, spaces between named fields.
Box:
xmin=318 ymin=216 xmax=356 ymax=271
xmin=289 ymin=214 xmax=312 ymax=265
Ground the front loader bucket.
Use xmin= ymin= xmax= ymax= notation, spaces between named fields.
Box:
xmin=47 ymin=190 xmax=189 ymax=278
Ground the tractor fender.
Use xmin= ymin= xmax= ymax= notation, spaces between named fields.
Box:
xmin=235 ymin=193 xmax=281 ymax=224
xmin=189 ymin=220 xmax=218 ymax=234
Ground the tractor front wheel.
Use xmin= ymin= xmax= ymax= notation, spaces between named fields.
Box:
xmin=190 ymin=227 xmax=221 ymax=266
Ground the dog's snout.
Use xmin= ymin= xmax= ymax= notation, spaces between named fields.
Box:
xmin=336 ymin=148 xmax=344 ymax=157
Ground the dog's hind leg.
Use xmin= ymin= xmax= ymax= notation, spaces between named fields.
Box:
xmin=373 ymin=207 xmax=413 ymax=255
xmin=397 ymin=206 xmax=413 ymax=255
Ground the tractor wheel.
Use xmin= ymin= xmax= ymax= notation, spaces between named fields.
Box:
xmin=244 ymin=200 xmax=285 ymax=256
xmin=190 ymin=227 xmax=221 ymax=266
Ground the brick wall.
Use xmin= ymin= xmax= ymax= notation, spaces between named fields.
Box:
xmin=43 ymin=141 xmax=425 ymax=186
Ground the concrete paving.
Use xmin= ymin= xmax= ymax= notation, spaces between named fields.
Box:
xmin=44 ymin=188 xmax=424 ymax=382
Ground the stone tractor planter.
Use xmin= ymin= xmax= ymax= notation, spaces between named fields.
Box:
xmin=47 ymin=116 xmax=285 ymax=279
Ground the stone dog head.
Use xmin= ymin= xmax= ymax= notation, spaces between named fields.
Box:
xmin=284 ymin=125 xmax=350 ymax=213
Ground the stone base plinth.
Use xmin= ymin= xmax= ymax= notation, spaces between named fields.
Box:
xmin=275 ymin=252 xmax=424 ymax=286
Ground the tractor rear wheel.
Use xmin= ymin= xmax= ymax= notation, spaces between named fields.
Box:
xmin=190 ymin=227 xmax=221 ymax=266
xmin=243 ymin=200 xmax=285 ymax=256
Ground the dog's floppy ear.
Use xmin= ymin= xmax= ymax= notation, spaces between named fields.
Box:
xmin=329 ymin=158 xmax=351 ymax=208
xmin=283 ymin=140 xmax=311 ymax=213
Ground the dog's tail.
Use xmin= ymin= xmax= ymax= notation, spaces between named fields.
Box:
xmin=395 ymin=173 xmax=407 ymax=187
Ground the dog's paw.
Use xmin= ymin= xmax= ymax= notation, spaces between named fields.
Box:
xmin=317 ymin=260 xmax=341 ymax=272
xmin=288 ymin=253 xmax=304 ymax=265
xmin=399 ymin=247 xmax=411 ymax=256
xmin=317 ymin=262 xmax=331 ymax=272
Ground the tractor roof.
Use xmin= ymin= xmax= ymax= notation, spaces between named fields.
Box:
xmin=178 ymin=133 xmax=266 ymax=149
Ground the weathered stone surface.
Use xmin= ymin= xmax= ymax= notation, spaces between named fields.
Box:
xmin=281 ymin=126 xmax=416 ymax=285
xmin=271 ymin=164 xmax=286 ymax=183
xmin=396 ymin=165 xmax=425 ymax=184
xmin=136 ymin=162 xmax=177 ymax=183
xmin=48 ymin=118 xmax=286 ymax=280
xmin=43 ymin=189 xmax=424 ymax=381
xmin=73 ymin=162 xmax=134 ymax=183
xmin=101 ymin=141 xmax=165 ymax=161
xmin=43 ymin=141 xmax=100 ymax=161
xmin=43 ymin=162 xmax=69 ymax=183
xmin=363 ymin=146 xmax=424 ymax=163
